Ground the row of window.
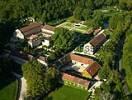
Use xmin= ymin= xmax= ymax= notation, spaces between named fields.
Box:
xmin=64 ymin=80 xmax=87 ymax=90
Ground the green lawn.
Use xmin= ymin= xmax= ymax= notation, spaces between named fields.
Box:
xmin=93 ymin=6 xmax=125 ymax=17
xmin=0 ymin=76 xmax=18 ymax=100
xmin=57 ymin=21 xmax=92 ymax=33
xmin=46 ymin=85 xmax=88 ymax=100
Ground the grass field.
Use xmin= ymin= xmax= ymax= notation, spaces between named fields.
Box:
xmin=46 ymin=85 xmax=88 ymax=100
xmin=93 ymin=6 xmax=124 ymax=17
xmin=57 ymin=21 xmax=92 ymax=33
xmin=0 ymin=76 xmax=18 ymax=100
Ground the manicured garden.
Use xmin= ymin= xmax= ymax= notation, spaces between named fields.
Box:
xmin=0 ymin=76 xmax=18 ymax=100
xmin=57 ymin=21 xmax=92 ymax=33
xmin=46 ymin=85 xmax=88 ymax=100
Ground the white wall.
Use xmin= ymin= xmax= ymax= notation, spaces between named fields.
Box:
xmin=41 ymin=28 xmax=54 ymax=34
xmin=83 ymin=43 xmax=94 ymax=55
xmin=15 ymin=29 xmax=24 ymax=40
xmin=28 ymin=39 xmax=41 ymax=48
xmin=42 ymin=39 xmax=50 ymax=46
xmin=37 ymin=59 xmax=48 ymax=66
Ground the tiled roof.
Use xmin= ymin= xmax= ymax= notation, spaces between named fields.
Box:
xmin=69 ymin=53 xmax=94 ymax=65
xmin=90 ymin=33 xmax=106 ymax=47
xmin=19 ymin=23 xmax=43 ymax=37
xmin=86 ymin=62 xmax=101 ymax=77
xmin=94 ymin=28 xmax=102 ymax=35
xmin=58 ymin=53 xmax=101 ymax=78
xmin=38 ymin=56 xmax=47 ymax=61
xmin=62 ymin=72 xmax=90 ymax=87
xmin=43 ymin=25 xmax=55 ymax=32
xmin=42 ymin=31 xmax=53 ymax=35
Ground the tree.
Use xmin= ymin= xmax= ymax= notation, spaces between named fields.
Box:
xmin=109 ymin=14 xmax=123 ymax=30
xmin=85 ymin=0 xmax=94 ymax=9
xmin=96 ymin=12 xmax=132 ymax=99
xmin=94 ymin=0 xmax=105 ymax=8
xmin=105 ymin=0 xmax=113 ymax=6
xmin=22 ymin=60 xmax=60 ymax=98
xmin=51 ymin=28 xmax=82 ymax=53
xmin=82 ymin=9 xmax=92 ymax=20
xmin=104 ymin=0 xmax=118 ymax=6
xmin=48 ymin=28 xmax=86 ymax=62
xmin=122 ymin=34 xmax=132 ymax=93
xmin=92 ymin=13 xmax=104 ymax=28
xmin=45 ymin=67 xmax=60 ymax=90
xmin=119 ymin=0 xmax=132 ymax=10
xmin=22 ymin=60 xmax=46 ymax=97
xmin=73 ymin=7 xmax=83 ymax=20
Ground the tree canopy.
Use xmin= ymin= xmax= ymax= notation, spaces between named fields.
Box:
xmin=48 ymin=27 xmax=90 ymax=62
xmin=0 ymin=0 xmax=131 ymax=45
xmin=0 ymin=58 xmax=13 ymax=77
xmin=22 ymin=60 xmax=60 ymax=98
xmin=51 ymin=28 xmax=82 ymax=52
xmin=122 ymin=28 xmax=132 ymax=92
xmin=95 ymin=12 xmax=132 ymax=99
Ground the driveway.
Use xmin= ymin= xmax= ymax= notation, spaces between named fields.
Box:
xmin=19 ymin=77 xmax=27 ymax=100
xmin=12 ymin=72 xmax=27 ymax=100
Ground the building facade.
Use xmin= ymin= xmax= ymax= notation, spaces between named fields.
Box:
xmin=14 ymin=23 xmax=55 ymax=48
xmin=83 ymin=33 xmax=107 ymax=55
xmin=62 ymin=72 xmax=90 ymax=90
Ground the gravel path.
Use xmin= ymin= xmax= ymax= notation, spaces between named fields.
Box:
xmin=12 ymin=72 xmax=27 ymax=100
xmin=19 ymin=77 xmax=27 ymax=100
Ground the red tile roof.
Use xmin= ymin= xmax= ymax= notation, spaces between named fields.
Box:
xmin=62 ymin=72 xmax=90 ymax=88
xmin=86 ymin=62 xmax=101 ymax=77
xmin=59 ymin=53 xmax=101 ymax=77
xmin=90 ymin=33 xmax=106 ymax=47
xmin=20 ymin=23 xmax=43 ymax=37
xmin=69 ymin=53 xmax=94 ymax=65
xmin=43 ymin=25 xmax=55 ymax=32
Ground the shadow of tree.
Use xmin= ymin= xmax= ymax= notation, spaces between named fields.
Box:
xmin=0 ymin=74 xmax=17 ymax=90
xmin=0 ymin=57 xmax=19 ymax=90
xmin=42 ymin=71 xmax=64 ymax=100
xmin=45 ymin=96 xmax=53 ymax=100
xmin=113 ymin=33 xmax=126 ymax=71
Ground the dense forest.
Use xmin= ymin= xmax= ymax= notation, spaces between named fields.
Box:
xmin=95 ymin=12 xmax=132 ymax=100
xmin=0 ymin=0 xmax=131 ymax=45
xmin=122 ymin=25 xmax=132 ymax=93
xmin=22 ymin=60 xmax=60 ymax=99
xmin=0 ymin=0 xmax=131 ymax=22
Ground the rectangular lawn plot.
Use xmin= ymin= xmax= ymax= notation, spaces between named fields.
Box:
xmin=57 ymin=21 xmax=91 ymax=33
xmin=74 ymin=24 xmax=90 ymax=33
xmin=46 ymin=85 xmax=88 ymax=100
xmin=57 ymin=22 xmax=73 ymax=30
xmin=0 ymin=78 xmax=18 ymax=100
